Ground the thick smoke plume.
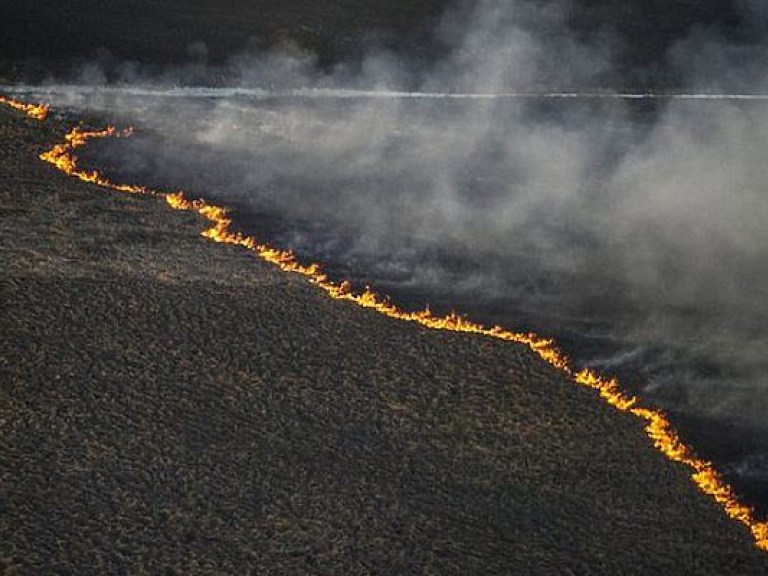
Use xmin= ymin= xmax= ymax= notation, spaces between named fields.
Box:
xmin=14 ymin=0 xmax=768 ymax=467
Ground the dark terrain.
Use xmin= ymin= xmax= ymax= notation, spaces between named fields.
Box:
xmin=2 ymin=95 xmax=768 ymax=574
xmin=2 ymin=0 xmax=768 ymax=572
xmin=0 ymin=0 xmax=762 ymax=86
xmin=0 ymin=0 xmax=449 ymax=80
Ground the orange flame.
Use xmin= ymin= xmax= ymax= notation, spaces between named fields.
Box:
xmin=0 ymin=95 xmax=49 ymax=120
xmin=39 ymin=126 xmax=150 ymax=194
xmin=5 ymin=95 xmax=767 ymax=552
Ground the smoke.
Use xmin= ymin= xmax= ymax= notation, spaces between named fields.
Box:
xmin=13 ymin=1 xmax=768 ymax=437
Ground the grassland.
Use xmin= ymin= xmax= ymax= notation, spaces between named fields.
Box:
xmin=2 ymin=104 xmax=768 ymax=574
xmin=2 ymin=0 xmax=768 ymax=571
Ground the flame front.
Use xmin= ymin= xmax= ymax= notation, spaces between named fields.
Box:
xmin=39 ymin=126 xmax=150 ymax=194
xmin=0 ymin=96 xmax=49 ymax=120
xmin=4 ymin=97 xmax=767 ymax=552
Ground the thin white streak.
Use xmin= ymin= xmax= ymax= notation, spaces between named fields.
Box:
xmin=6 ymin=84 xmax=768 ymax=101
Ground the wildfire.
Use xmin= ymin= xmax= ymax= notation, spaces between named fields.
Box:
xmin=0 ymin=96 xmax=49 ymax=120
xmin=4 ymin=96 xmax=767 ymax=552
xmin=39 ymin=126 xmax=150 ymax=194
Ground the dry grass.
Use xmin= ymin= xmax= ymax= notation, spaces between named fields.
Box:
xmin=1 ymin=107 xmax=768 ymax=574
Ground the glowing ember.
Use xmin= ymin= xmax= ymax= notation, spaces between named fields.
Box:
xmin=4 ymin=96 xmax=767 ymax=552
xmin=0 ymin=96 xmax=49 ymax=120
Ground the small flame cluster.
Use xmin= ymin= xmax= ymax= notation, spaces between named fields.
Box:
xmin=0 ymin=95 xmax=49 ymax=120
xmin=3 ymin=95 xmax=766 ymax=552
xmin=39 ymin=126 xmax=148 ymax=195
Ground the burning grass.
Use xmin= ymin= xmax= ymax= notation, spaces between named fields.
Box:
xmin=2 ymin=96 xmax=768 ymax=572
xmin=0 ymin=95 xmax=48 ymax=121
xmin=24 ymin=98 xmax=768 ymax=553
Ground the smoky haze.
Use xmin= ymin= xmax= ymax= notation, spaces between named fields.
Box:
xmin=15 ymin=0 xmax=768 ymax=490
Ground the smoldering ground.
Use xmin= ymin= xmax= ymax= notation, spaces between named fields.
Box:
xmin=11 ymin=0 xmax=768 ymax=504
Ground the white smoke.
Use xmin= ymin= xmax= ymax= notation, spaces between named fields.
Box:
xmin=6 ymin=0 xmax=768 ymax=432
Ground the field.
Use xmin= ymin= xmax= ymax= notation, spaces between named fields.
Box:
xmin=2 ymin=102 xmax=768 ymax=574
xmin=2 ymin=0 xmax=768 ymax=572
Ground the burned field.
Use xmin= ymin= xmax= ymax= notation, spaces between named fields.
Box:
xmin=2 ymin=108 xmax=768 ymax=573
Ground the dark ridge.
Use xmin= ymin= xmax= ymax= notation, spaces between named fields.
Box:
xmin=0 ymin=0 xmax=449 ymax=80
xmin=0 ymin=0 xmax=764 ymax=87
